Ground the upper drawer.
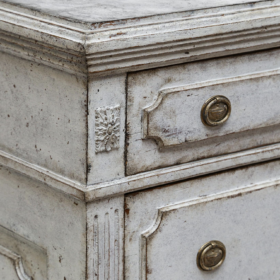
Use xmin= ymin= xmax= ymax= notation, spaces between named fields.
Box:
xmin=126 ymin=48 xmax=280 ymax=175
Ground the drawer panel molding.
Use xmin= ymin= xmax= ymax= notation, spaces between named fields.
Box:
xmin=142 ymin=68 xmax=280 ymax=147
xmin=127 ymin=48 xmax=280 ymax=175
xmin=140 ymin=178 xmax=280 ymax=279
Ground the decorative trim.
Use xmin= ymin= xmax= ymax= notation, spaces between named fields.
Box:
xmin=0 ymin=244 xmax=32 ymax=280
xmin=95 ymin=105 xmax=120 ymax=153
xmin=140 ymin=178 xmax=280 ymax=280
xmin=87 ymin=200 xmax=123 ymax=280
xmin=86 ymin=143 xmax=280 ymax=201
xmin=0 ymin=29 xmax=87 ymax=76
xmin=0 ymin=1 xmax=280 ymax=75
xmin=142 ymin=68 xmax=280 ymax=147
xmin=0 ymin=149 xmax=86 ymax=201
xmin=1 ymin=142 xmax=280 ymax=201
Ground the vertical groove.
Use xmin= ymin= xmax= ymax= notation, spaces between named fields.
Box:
xmin=104 ymin=213 xmax=110 ymax=280
xmin=124 ymin=73 xmax=128 ymax=176
xmin=85 ymin=71 xmax=89 ymax=185
xmin=114 ymin=209 xmax=119 ymax=280
xmin=93 ymin=215 xmax=99 ymax=280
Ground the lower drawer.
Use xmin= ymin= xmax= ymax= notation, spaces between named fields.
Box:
xmin=125 ymin=160 xmax=280 ymax=279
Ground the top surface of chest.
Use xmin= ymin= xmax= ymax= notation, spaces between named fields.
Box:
xmin=1 ymin=0 xmax=265 ymax=23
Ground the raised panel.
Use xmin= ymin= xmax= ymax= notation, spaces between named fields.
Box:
xmin=143 ymin=69 xmax=280 ymax=147
xmin=127 ymin=48 xmax=280 ymax=175
xmin=141 ymin=183 xmax=280 ymax=279
xmin=124 ymin=160 xmax=280 ymax=280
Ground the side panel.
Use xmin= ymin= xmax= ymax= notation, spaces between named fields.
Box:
xmin=0 ymin=166 xmax=87 ymax=279
xmin=0 ymin=52 xmax=87 ymax=183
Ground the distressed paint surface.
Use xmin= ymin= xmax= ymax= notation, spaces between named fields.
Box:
xmin=1 ymin=1 xmax=280 ymax=279
xmin=0 ymin=52 xmax=88 ymax=183
xmin=143 ymin=69 xmax=280 ymax=146
xmin=0 ymin=166 xmax=87 ymax=280
xmin=1 ymin=1 xmax=280 ymax=76
xmin=87 ymin=75 xmax=126 ymax=185
xmin=125 ymin=160 xmax=280 ymax=280
xmin=127 ymin=48 xmax=280 ymax=175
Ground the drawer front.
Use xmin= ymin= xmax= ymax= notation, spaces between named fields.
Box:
xmin=127 ymin=48 xmax=280 ymax=175
xmin=124 ymin=160 xmax=280 ymax=280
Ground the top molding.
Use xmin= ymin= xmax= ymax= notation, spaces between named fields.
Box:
xmin=1 ymin=0 xmax=280 ymax=76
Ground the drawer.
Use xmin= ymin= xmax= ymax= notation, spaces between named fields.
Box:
xmin=126 ymin=48 xmax=280 ymax=175
xmin=124 ymin=159 xmax=280 ymax=280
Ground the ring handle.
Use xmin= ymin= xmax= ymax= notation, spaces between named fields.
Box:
xmin=201 ymin=95 xmax=231 ymax=126
xmin=197 ymin=240 xmax=226 ymax=271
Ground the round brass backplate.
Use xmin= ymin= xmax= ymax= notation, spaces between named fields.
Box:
xmin=197 ymin=241 xmax=226 ymax=271
xmin=201 ymin=95 xmax=231 ymax=126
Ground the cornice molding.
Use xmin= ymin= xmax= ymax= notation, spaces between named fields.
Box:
xmin=2 ymin=143 xmax=280 ymax=202
xmin=0 ymin=0 xmax=280 ymax=75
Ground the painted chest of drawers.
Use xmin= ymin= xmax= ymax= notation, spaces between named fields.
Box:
xmin=1 ymin=0 xmax=280 ymax=279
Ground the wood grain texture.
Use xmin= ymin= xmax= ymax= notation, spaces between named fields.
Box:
xmin=86 ymin=143 xmax=280 ymax=201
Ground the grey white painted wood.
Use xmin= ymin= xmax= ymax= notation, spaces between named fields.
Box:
xmin=0 ymin=0 xmax=280 ymax=279
xmin=0 ymin=1 xmax=280 ymax=76
xmin=87 ymin=196 xmax=124 ymax=280
xmin=127 ymin=48 xmax=280 ymax=175
xmin=2 ymin=0 xmax=265 ymax=23
xmin=0 ymin=166 xmax=86 ymax=279
xmin=125 ymin=160 xmax=280 ymax=280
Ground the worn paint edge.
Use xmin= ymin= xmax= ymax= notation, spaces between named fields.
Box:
xmin=85 ymin=143 xmax=280 ymax=201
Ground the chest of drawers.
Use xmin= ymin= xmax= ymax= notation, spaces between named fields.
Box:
xmin=1 ymin=0 xmax=280 ymax=279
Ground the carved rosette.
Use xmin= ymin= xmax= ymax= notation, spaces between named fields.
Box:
xmin=95 ymin=105 xmax=120 ymax=153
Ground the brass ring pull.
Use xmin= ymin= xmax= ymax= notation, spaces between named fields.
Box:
xmin=197 ymin=240 xmax=226 ymax=271
xmin=201 ymin=95 xmax=231 ymax=126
